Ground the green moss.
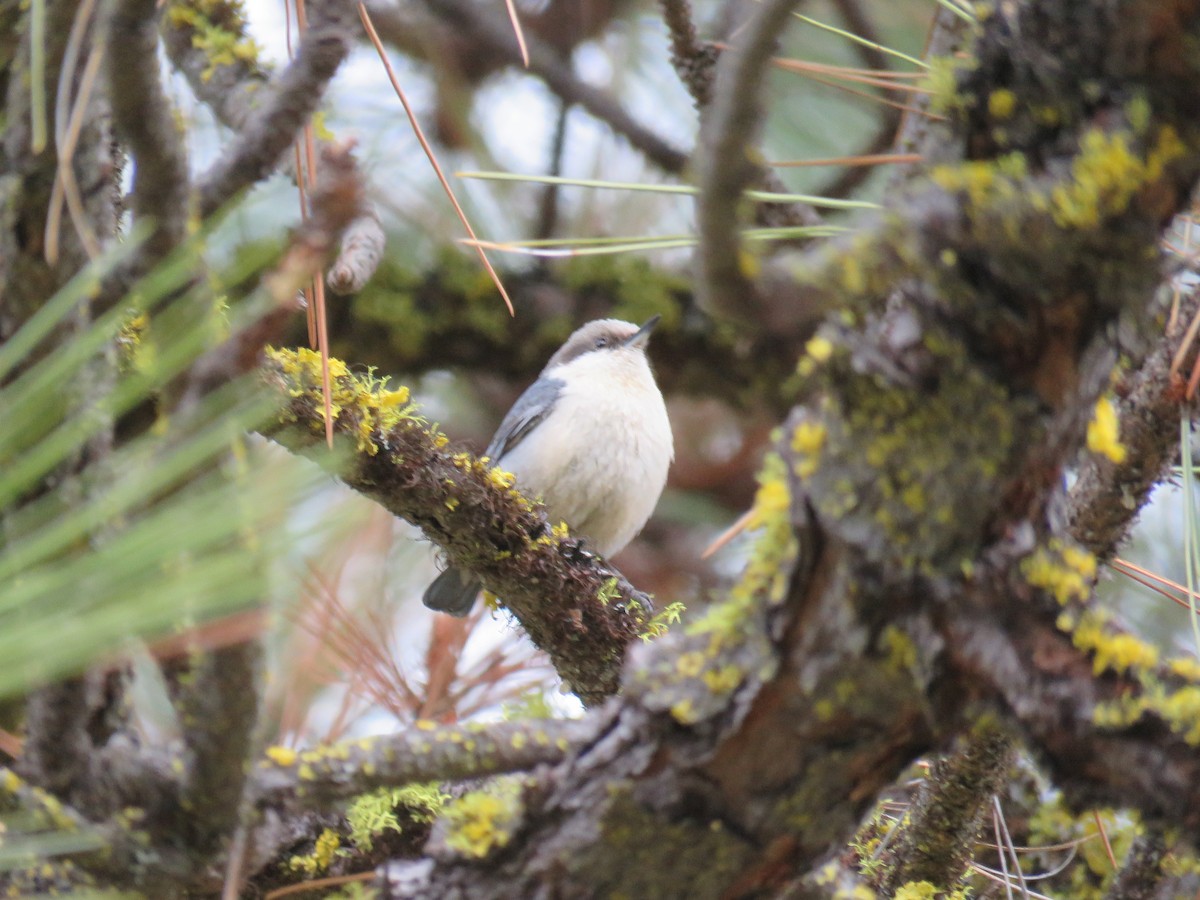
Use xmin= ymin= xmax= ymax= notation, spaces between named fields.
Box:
xmin=690 ymin=452 xmax=797 ymax=643
xmin=346 ymin=783 xmax=448 ymax=851
xmin=639 ymin=601 xmax=685 ymax=642
xmin=924 ymin=53 xmax=978 ymax=118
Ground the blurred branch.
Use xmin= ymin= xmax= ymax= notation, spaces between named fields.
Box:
xmin=365 ymin=0 xmax=690 ymax=174
xmin=260 ymin=355 xmax=654 ymax=706
xmin=16 ymin=680 xmax=90 ymax=797
xmin=695 ymin=0 xmax=801 ymax=317
xmin=176 ymin=644 xmax=262 ymax=855
xmin=659 ymin=0 xmax=717 ymax=108
xmin=877 ymin=725 xmax=1015 ymax=894
xmin=313 ymin=256 xmax=827 ymax=417
xmin=196 ymin=0 xmax=357 ymax=218
xmin=178 ymin=141 xmax=366 ymax=411
xmin=1066 ymin=283 xmax=1200 ymax=561
xmin=106 ymin=0 xmax=188 ymax=269
xmin=162 ymin=0 xmax=385 ymax=293
xmin=252 ymin=718 xmax=591 ymax=812
xmin=1102 ymin=832 xmax=1167 ymax=900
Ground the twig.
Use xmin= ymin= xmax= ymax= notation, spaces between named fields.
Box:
xmin=327 ymin=205 xmax=385 ymax=294
xmin=251 ymin=718 xmax=592 ymax=811
xmin=876 ymin=726 xmax=1016 ymax=894
xmin=196 ymin=0 xmax=357 ymax=218
xmin=659 ymin=0 xmax=717 ymax=108
xmin=162 ymin=0 xmax=387 ymax=294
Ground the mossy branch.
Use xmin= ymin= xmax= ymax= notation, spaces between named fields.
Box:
xmin=876 ymin=725 xmax=1016 ymax=894
xmin=1066 ymin=283 xmax=1200 ymax=561
xmin=260 ymin=348 xmax=653 ymax=705
xmin=251 ymin=718 xmax=591 ymax=813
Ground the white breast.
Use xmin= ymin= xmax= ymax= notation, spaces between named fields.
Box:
xmin=498 ymin=349 xmax=673 ymax=557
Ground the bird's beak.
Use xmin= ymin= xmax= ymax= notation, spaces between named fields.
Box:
xmin=624 ymin=314 xmax=661 ymax=349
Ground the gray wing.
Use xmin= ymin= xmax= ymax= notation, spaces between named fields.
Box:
xmin=485 ymin=376 xmax=564 ymax=461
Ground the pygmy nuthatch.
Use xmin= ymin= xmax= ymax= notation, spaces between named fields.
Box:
xmin=423 ymin=316 xmax=674 ymax=616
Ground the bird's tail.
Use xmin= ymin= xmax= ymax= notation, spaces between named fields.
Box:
xmin=422 ymin=567 xmax=482 ymax=617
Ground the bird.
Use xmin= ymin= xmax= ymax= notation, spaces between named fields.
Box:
xmin=422 ymin=316 xmax=674 ymax=616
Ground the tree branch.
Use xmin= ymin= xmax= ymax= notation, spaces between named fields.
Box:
xmin=1066 ymin=282 xmax=1200 ymax=561
xmin=878 ymin=725 xmax=1015 ymax=894
xmin=162 ymin=0 xmax=385 ymax=294
xmin=176 ymin=643 xmax=262 ymax=854
xmin=195 ymin=0 xmax=357 ymax=218
xmin=260 ymin=354 xmax=655 ymax=706
xmin=695 ymin=0 xmax=802 ymax=317
xmin=106 ymin=0 xmax=188 ymax=270
xmin=251 ymin=718 xmax=591 ymax=813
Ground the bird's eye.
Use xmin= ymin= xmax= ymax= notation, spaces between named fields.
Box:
xmin=594 ymin=336 xmax=609 ymax=349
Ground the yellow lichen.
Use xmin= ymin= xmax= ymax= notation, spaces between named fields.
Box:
xmin=1050 ymin=125 xmax=1185 ymax=229
xmin=894 ymin=883 xmax=938 ymax=900
xmin=442 ymin=779 xmax=523 ymax=859
xmin=1021 ymin=540 xmax=1096 ymax=604
xmin=676 ymin=651 xmax=705 ymax=679
xmin=266 ymin=347 xmax=416 ymax=455
xmin=881 ymin=625 xmax=917 ymax=674
xmin=1168 ymin=656 xmax=1200 ymax=682
xmin=806 ymin=335 xmax=834 ymax=363
xmin=791 ymin=419 xmax=827 ymax=479
xmin=670 ymin=698 xmax=698 ymax=724
xmin=264 ymin=745 xmax=297 ymax=767
xmin=1069 ymin=610 xmax=1159 ymax=675
xmin=702 ymin=664 xmax=742 ymax=695
xmin=1086 ymin=396 xmax=1127 ymax=463
xmin=988 ymin=88 xmax=1017 ymax=119
xmin=288 ymin=828 xmax=341 ymax=876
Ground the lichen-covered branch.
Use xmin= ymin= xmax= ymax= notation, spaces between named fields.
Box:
xmin=877 ymin=725 xmax=1015 ymax=894
xmin=251 ymin=718 xmax=591 ymax=813
xmin=659 ymin=0 xmax=717 ymax=109
xmin=260 ymin=351 xmax=656 ymax=705
xmin=1066 ymin=283 xmax=1200 ymax=561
